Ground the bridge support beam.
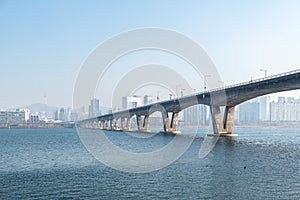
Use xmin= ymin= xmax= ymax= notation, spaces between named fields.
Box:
xmin=93 ymin=121 xmax=98 ymax=129
xmin=121 ymin=116 xmax=131 ymax=131
xmin=143 ymin=115 xmax=150 ymax=131
xmin=126 ymin=117 xmax=131 ymax=130
xmin=112 ymin=118 xmax=120 ymax=130
xmin=103 ymin=120 xmax=112 ymax=130
xmin=121 ymin=118 xmax=126 ymax=130
xmin=162 ymin=111 xmax=179 ymax=133
xmin=136 ymin=115 xmax=150 ymax=132
xmin=170 ymin=112 xmax=179 ymax=131
xmin=223 ymin=106 xmax=235 ymax=133
xmin=109 ymin=120 xmax=113 ymax=130
xmin=97 ymin=121 xmax=101 ymax=129
xmin=210 ymin=106 xmax=235 ymax=134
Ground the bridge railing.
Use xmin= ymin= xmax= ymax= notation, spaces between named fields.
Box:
xmin=206 ymin=68 xmax=300 ymax=93
xmin=128 ymin=68 xmax=300 ymax=106
xmin=80 ymin=68 xmax=300 ymax=121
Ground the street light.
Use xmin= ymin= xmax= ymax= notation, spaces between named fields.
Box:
xmin=176 ymin=85 xmax=181 ymax=97
xmin=157 ymin=91 xmax=161 ymax=101
xmin=180 ymin=88 xmax=185 ymax=97
xmin=260 ymin=69 xmax=267 ymax=78
xmin=204 ymin=75 xmax=211 ymax=91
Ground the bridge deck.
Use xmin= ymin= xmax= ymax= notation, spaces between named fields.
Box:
xmin=79 ymin=69 xmax=300 ymax=123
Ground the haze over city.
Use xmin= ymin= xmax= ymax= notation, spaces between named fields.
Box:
xmin=1 ymin=0 xmax=300 ymax=110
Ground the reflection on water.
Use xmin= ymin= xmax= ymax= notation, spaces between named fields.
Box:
xmin=0 ymin=128 xmax=299 ymax=199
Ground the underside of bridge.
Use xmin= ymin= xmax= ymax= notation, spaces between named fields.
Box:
xmin=78 ymin=111 xmax=181 ymax=134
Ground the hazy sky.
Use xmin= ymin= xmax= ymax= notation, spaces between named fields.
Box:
xmin=1 ymin=0 xmax=300 ymax=109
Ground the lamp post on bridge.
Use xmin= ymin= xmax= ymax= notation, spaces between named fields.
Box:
xmin=176 ymin=85 xmax=181 ymax=98
xmin=260 ymin=69 xmax=267 ymax=78
xmin=180 ymin=88 xmax=185 ymax=97
xmin=204 ymin=75 xmax=211 ymax=91
xmin=157 ymin=91 xmax=161 ymax=101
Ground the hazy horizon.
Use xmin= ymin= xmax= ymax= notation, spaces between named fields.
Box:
xmin=1 ymin=0 xmax=300 ymax=109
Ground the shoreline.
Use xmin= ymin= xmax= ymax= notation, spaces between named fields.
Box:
xmin=0 ymin=122 xmax=75 ymax=129
xmin=1 ymin=122 xmax=300 ymax=129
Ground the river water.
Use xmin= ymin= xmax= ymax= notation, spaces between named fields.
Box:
xmin=0 ymin=127 xmax=299 ymax=199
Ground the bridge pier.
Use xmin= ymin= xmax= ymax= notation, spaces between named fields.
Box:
xmin=136 ymin=115 xmax=150 ymax=132
xmin=210 ymin=106 xmax=235 ymax=134
xmin=162 ymin=111 xmax=179 ymax=134
xmin=103 ymin=120 xmax=111 ymax=130
xmin=121 ymin=116 xmax=131 ymax=131
xmin=112 ymin=118 xmax=120 ymax=130
xmin=121 ymin=118 xmax=126 ymax=130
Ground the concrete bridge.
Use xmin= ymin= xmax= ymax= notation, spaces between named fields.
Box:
xmin=77 ymin=69 xmax=300 ymax=135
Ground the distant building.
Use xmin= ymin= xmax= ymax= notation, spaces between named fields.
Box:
xmin=70 ymin=112 xmax=78 ymax=121
xmin=88 ymin=98 xmax=101 ymax=117
xmin=259 ymin=96 xmax=270 ymax=121
xmin=270 ymin=98 xmax=300 ymax=121
xmin=59 ymin=108 xmax=65 ymax=121
xmin=54 ymin=107 xmax=69 ymax=121
xmin=122 ymin=96 xmax=143 ymax=109
xmin=0 ymin=109 xmax=29 ymax=123
xmin=278 ymin=96 xmax=285 ymax=103
xmin=54 ymin=110 xmax=59 ymax=120
xmin=144 ymin=95 xmax=153 ymax=105
xmin=238 ymin=100 xmax=259 ymax=122
xmin=183 ymin=105 xmax=208 ymax=125
xmin=287 ymin=97 xmax=295 ymax=103
xmin=29 ymin=114 xmax=39 ymax=122
xmin=270 ymin=101 xmax=285 ymax=121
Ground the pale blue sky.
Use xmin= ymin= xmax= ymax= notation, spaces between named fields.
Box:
xmin=1 ymin=0 xmax=300 ymax=109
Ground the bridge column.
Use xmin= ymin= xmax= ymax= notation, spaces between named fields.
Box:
xmin=87 ymin=122 xmax=92 ymax=129
xmin=136 ymin=115 xmax=143 ymax=131
xmin=121 ymin=118 xmax=126 ymax=130
xmin=121 ymin=117 xmax=131 ymax=131
xmin=136 ymin=115 xmax=150 ymax=132
xmin=109 ymin=120 xmax=113 ymax=130
xmin=210 ymin=105 xmax=235 ymax=134
xmin=126 ymin=116 xmax=131 ymax=131
xmin=104 ymin=120 xmax=112 ymax=130
xmin=143 ymin=115 xmax=150 ymax=131
xmin=210 ymin=106 xmax=223 ymax=134
xmin=93 ymin=121 xmax=98 ymax=129
xmin=113 ymin=118 xmax=120 ymax=130
xmin=162 ymin=111 xmax=179 ymax=133
xmin=97 ymin=121 xmax=101 ymax=129
xmin=162 ymin=111 xmax=171 ymax=132
xmin=170 ymin=112 xmax=179 ymax=131
xmin=223 ymin=106 xmax=235 ymax=133
xmin=99 ymin=121 xmax=104 ymax=129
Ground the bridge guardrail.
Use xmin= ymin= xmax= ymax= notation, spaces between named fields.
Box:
xmin=122 ymin=69 xmax=300 ymax=111
xmin=206 ymin=68 xmax=300 ymax=93
xmin=162 ymin=68 xmax=300 ymax=101
xmin=82 ymin=68 xmax=300 ymax=120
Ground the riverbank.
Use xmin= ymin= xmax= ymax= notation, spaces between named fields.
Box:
xmin=0 ymin=122 xmax=75 ymax=129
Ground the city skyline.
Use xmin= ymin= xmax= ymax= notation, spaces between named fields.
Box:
xmin=2 ymin=93 xmax=299 ymax=128
xmin=1 ymin=1 xmax=300 ymax=109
